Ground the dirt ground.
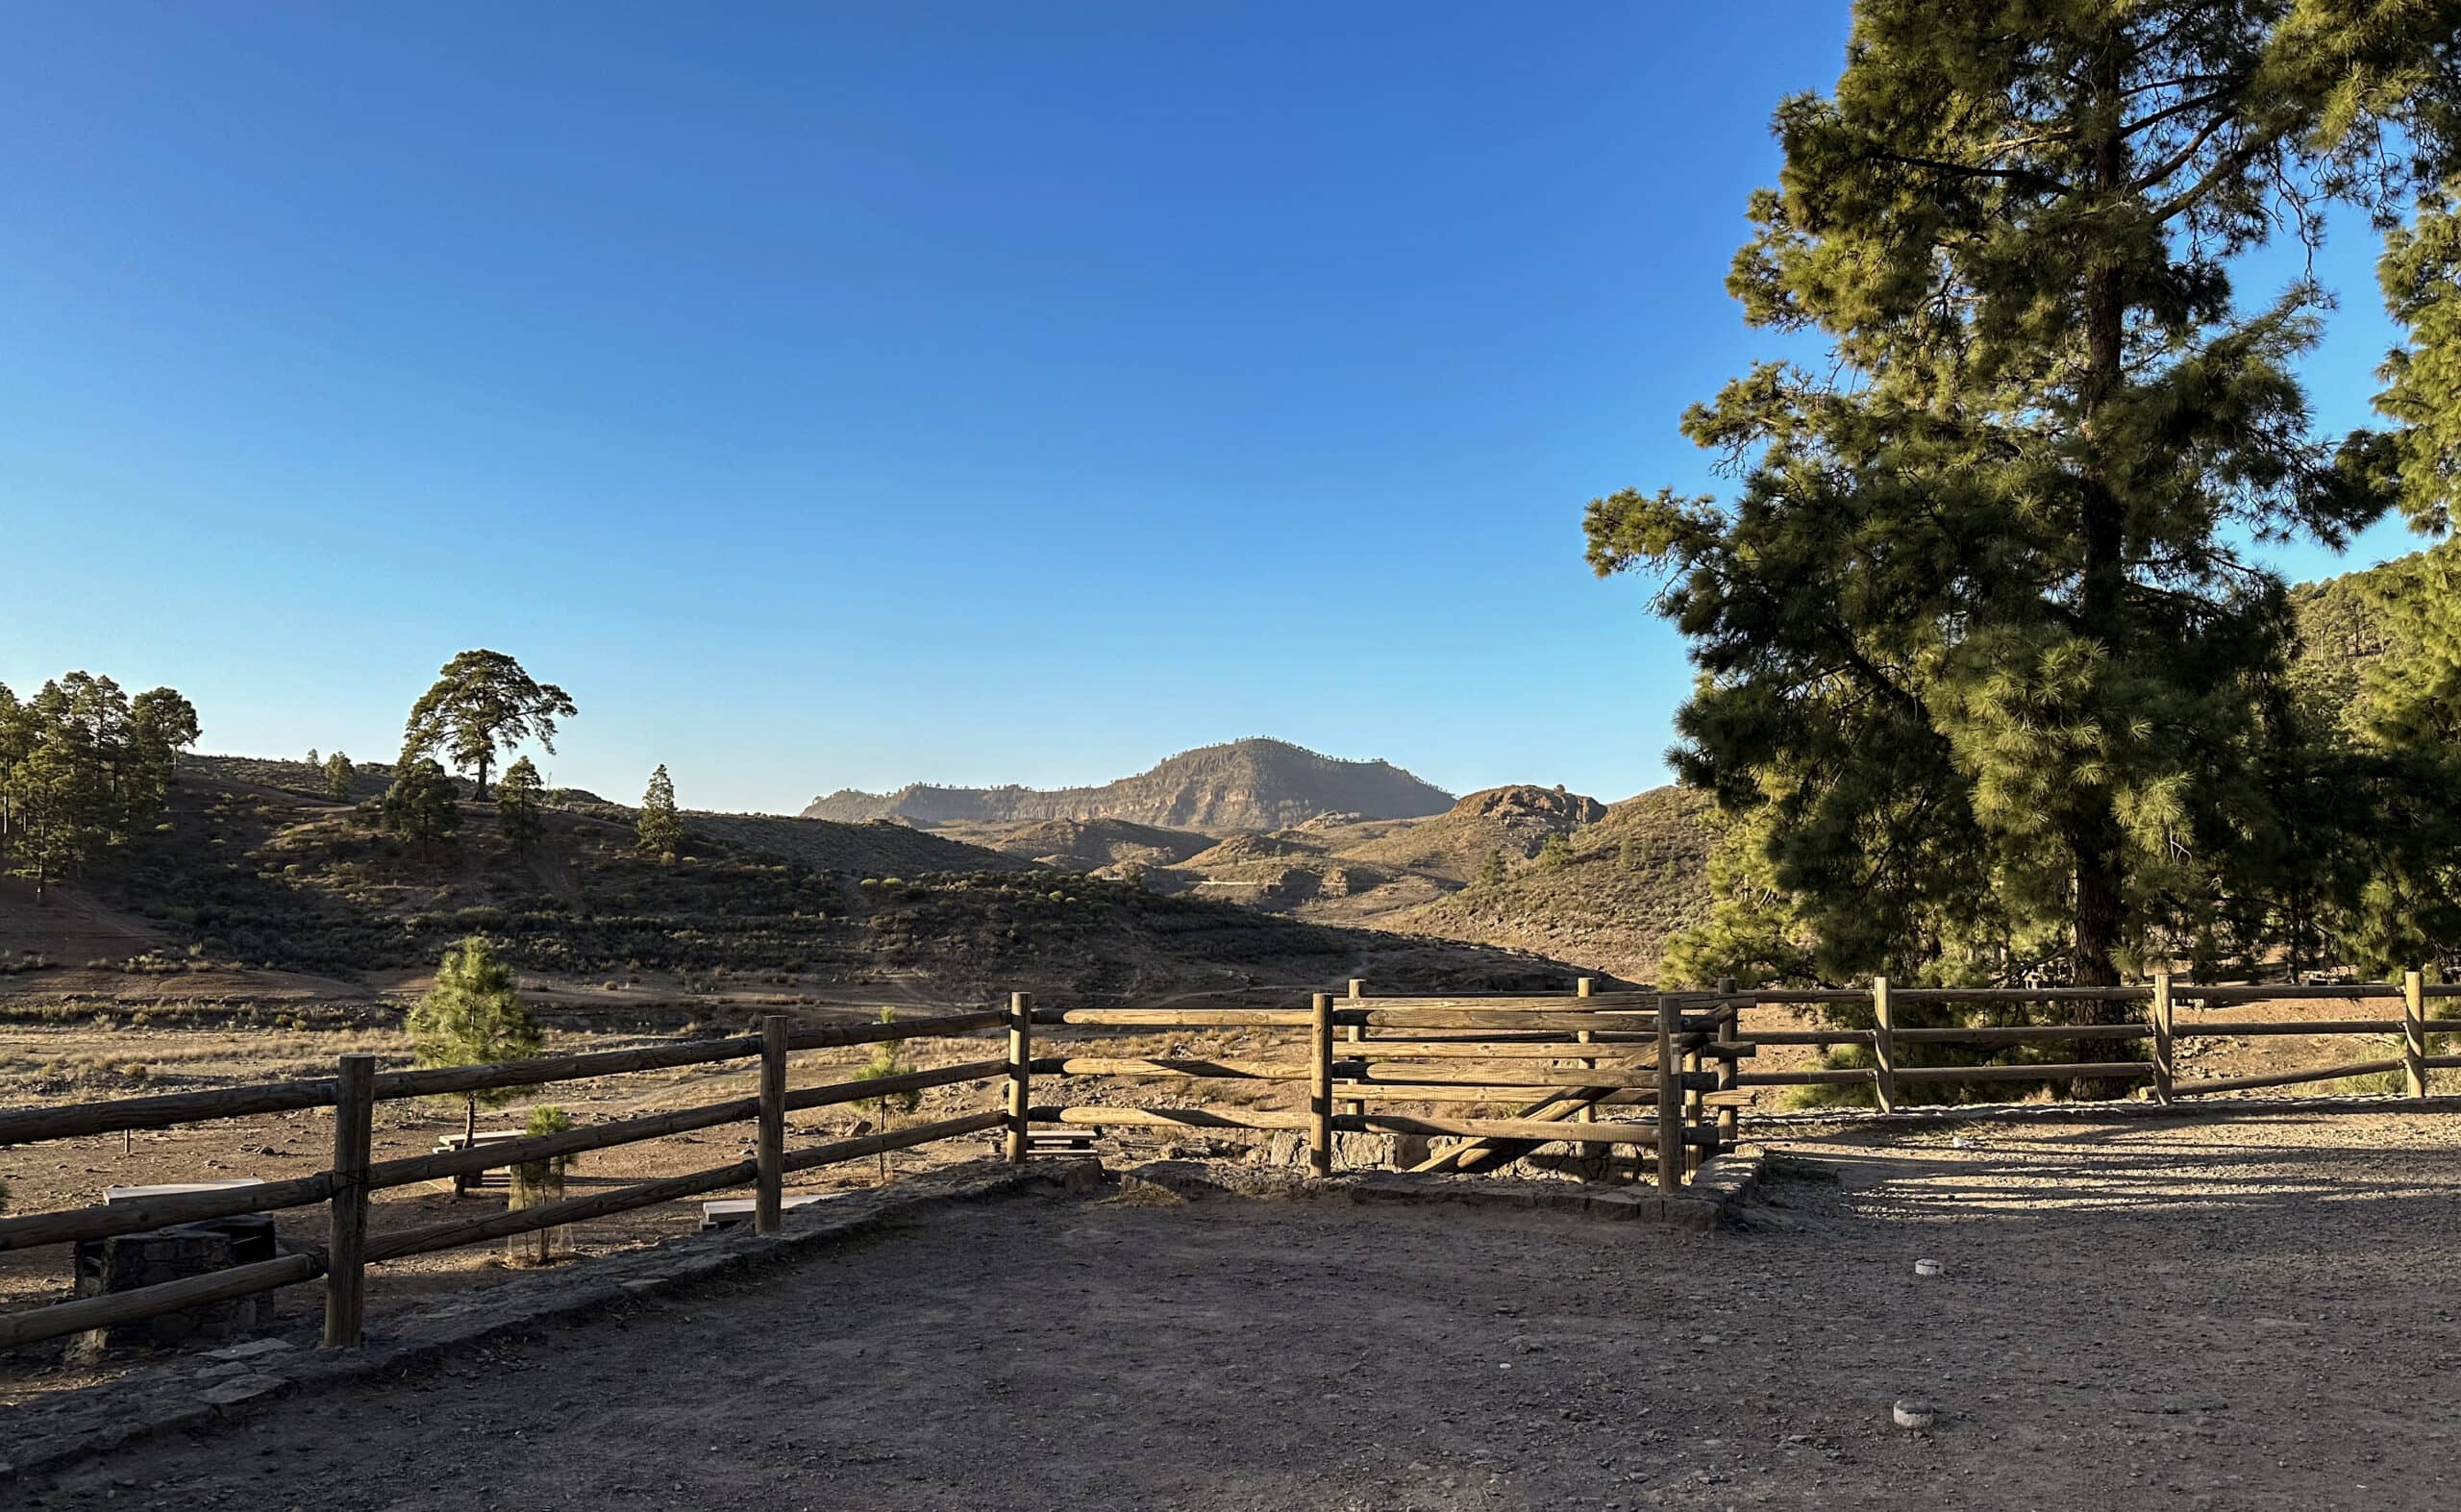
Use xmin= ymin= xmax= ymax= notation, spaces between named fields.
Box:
xmin=11 ymin=1109 xmax=2460 ymax=1511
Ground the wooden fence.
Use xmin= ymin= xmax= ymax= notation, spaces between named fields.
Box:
xmin=1720 ymin=971 xmax=2461 ymax=1109
xmin=1017 ymin=979 xmax=1745 ymax=1193
xmin=0 ymin=1010 xmax=1011 ymax=1352
xmin=5 ymin=971 xmax=2454 ymax=1358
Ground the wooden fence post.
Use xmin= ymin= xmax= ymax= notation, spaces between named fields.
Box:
xmin=1654 ymin=995 xmax=1681 ymax=1193
xmin=1006 ymin=992 xmax=1032 ymax=1164
xmin=1872 ymin=975 xmax=1897 ymax=1115
xmin=1343 ymin=979 xmax=1365 ymax=1118
xmin=321 ymin=1053 xmax=374 ymax=1349
xmin=2404 ymin=970 xmax=2427 ymax=1100
xmin=2150 ymin=972 xmax=2175 ymax=1104
xmin=756 ymin=1014 xmax=788 ymax=1234
xmin=1309 ymin=992 xmax=1334 ymax=1177
xmin=1574 ymin=976 xmax=1600 ymax=1156
xmin=1715 ymin=976 xmax=1740 ymax=1152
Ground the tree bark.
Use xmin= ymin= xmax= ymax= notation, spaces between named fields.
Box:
xmin=2069 ymin=33 xmax=2137 ymax=1096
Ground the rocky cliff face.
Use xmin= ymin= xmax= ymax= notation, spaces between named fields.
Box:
xmin=803 ymin=738 xmax=1454 ymax=832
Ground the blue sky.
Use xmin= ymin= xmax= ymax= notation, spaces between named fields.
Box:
xmin=0 ymin=4 xmax=2429 ymax=813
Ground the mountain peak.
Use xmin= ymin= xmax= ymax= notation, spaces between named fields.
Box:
xmin=802 ymin=737 xmax=1454 ymax=832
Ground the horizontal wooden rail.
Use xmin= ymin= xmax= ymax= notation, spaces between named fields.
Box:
xmin=368 ymin=1097 xmax=760 ymax=1191
xmin=0 ymin=1171 xmax=338 ymax=1254
xmin=1737 ymin=1029 xmax=1875 ymax=1047
xmin=783 ymin=1010 xmax=1006 ymax=1051
xmin=2175 ymin=984 xmax=2404 ymax=1002
xmin=1889 ymin=1024 xmax=2146 ymax=1045
xmin=781 ymin=1058 xmax=1007 ymax=1113
xmin=2175 ymin=1019 xmax=2402 ymax=1038
xmin=1892 ymin=1061 xmax=2155 ymax=1084
xmin=1339 ymin=1039 xmax=1661 ymax=1059
xmin=365 ymin=1160 xmax=757 ymax=1263
xmin=1345 ymin=1084 xmax=1659 ymax=1105
xmin=1341 ymin=994 xmax=1665 ymax=1010
xmin=1356 ymin=1009 xmax=1719 ymax=1033
xmin=1333 ymin=1113 xmax=1722 ymax=1148
xmin=372 ymin=1036 xmax=760 ymax=1103
xmin=1735 ymin=1068 xmax=1876 ymax=1087
xmin=0 ymin=1252 xmax=324 ymax=1351
xmin=1032 ymin=1008 xmax=1316 ymax=1028
xmin=1349 ymin=1063 xmax=1665 ymax=1088
xmin=2175 ymin=1057 xmax=2405 ymax=1097
xmin=778 ymin=1109 xmax=1009 ymax=1174
xmin=1035 ymin=1056 xmax=1318 ymax=1079
xmin=1030 ymin=1105 xmax=1315 ymax=1130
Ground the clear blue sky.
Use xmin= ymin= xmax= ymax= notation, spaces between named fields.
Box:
xmin=0 ymin=4 xmax=2427 ymax=813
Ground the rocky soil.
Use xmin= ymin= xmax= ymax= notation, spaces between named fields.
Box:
xmin=12 ymin=1109 xmax=2460 ymax=1510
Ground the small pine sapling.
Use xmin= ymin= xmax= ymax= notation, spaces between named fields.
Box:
xmin=851 ymin=1008 xmax=922 ymax=1183
xmin=506 ymin=1104 xmax=576 ymax=1266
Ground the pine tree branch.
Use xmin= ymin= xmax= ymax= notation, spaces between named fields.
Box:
xmin=1867 ymin=151 xmax=2072 ymax=196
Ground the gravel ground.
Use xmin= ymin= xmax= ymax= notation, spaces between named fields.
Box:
xmin=14 ymin=1109 xmax=2461 ymax=1511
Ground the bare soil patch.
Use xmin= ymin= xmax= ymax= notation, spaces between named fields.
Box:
xmin=12 ymin=1111 xmax=2460 ymax=1510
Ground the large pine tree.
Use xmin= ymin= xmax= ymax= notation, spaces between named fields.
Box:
xmin=1588 ymin=2 xmax=2460 ymax=991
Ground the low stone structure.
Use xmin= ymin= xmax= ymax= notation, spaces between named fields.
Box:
xmin=71 ymin=1216 xmax=280 ymax=1356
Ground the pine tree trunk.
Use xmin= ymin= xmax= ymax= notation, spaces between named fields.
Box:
xmin=2068 ymin=34 xmax=2138 ymax=1098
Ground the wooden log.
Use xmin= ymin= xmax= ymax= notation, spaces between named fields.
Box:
xmin=0 ymin=1078 xmax=352 ymax=1149
xmin=1341 ymin=1112 xmax=1716 ymax=1149
xmin=1341 ymin=1040 xmax=1661 ymax=1059
xmin=1656 ymin=996 xmax=1681 ymax=1192
xmin=1872 ymin=976 xmax=1897 ymax=1115
xmin=2424 ymin=1054 xmax=2461 ymax=1070
xmin=375 ymin=1035 xmax=761 ymax=1103
xmin=1331 ymin=993 xmax=1662 ymax=1010
xmin=368 ymin=1098 xmax=758 ymax=1191
xmin=1038 ymin=1057 xmax=1315 ymax=1080
xmin=2173 ymin=1019 xmax=2406 ymax=1037
xmin=1344 ymin=979 xmax=1366 ymax=1118
xmin=1889 ymin=1024 xmax=2149 ymax=1044
xmin=1404 ymin=1088 xmax=1597 ymax=1177
xmin=1007 ymin=992 xmax=1032 ymax=1165
xmin=1357 ymin=1009 xmax=1716 ymax=1032
xmin=1350 ymin=1062 xmax=1662 ymax=1087
xmin=786 ymin=1009 xmax=1005 ymax=1051
xmin=756 ymin=1016 xmax=788 ymax=1236
xmin=2151 ymin=972 xmax=2175 ymax=1105
xmin=1309 ymin=993 xmax=1333 ymax=1177
xmin=321 ymin=1053 xmax=374 ymax=1350
xmin=0 ymin=1252 xmax=321 ymax=1352
xmin=0 ymin=1171 xmax=336 ymax=1253
xmin=2175 ymin=983 xmax=2406 ymax=1002
xmin=1731 ymin=1029 xmax=1875 ymax=1047
xmin=780 ymin=1109 xmax=1009 ymax=1176
xmin=1576 ymin=978 xmax=1597 ymax=1149
xmin=1032 ymin=1105 xmax=1315 ymax=1130
xmin=1034 ymin=1008 xmax=1315 ymax=1028
xmin=2174 ymin=1057 xmax=2407 ymax=1097
xmin=365 ymin=1160 xmax=758 ymax=1263
xmin=1735 ymin=1068 xmax=1877 ymax=1087
xmin=783 ymin=1058 xmax=1007 ymax=1112
xmin=1345 ymin=1085 xmax=1659 ymax=1105
xmin=2405 ymin=970 xmax=2428 ymax=1100
xmin=1892 ymin=1061 xmax=2155 ymax=1084
xmin=1889 ymin=986 xmax=2151 ymax=1004
xmin=1714 ymin=979 xmax=1740 ymax=1151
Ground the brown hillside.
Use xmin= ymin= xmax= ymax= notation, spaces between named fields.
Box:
xmin=937 ymin=817 xmax=1215 ymax=874
xmin=802 ymin=737 xmax=1454 ymax=831
xmin=1338 ymin=784 xmax=1609 ymax=882
xmin=1389 ymin=786 xmax=1712 ymax=983
xmin=2 ymin=767 xmax=1599 ymax=1009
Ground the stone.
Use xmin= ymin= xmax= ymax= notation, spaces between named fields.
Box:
xmin=203 ymin=1337 xmax=294 ymax=1363
xmin=196 ymin=1374 xmax=287 ymax=1408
